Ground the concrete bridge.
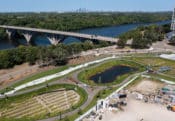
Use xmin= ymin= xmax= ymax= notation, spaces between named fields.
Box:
xmin=0 ymin=25 xmax=119 ymax=45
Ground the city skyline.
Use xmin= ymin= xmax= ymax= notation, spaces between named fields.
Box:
xmin=0 ymin=0 xmax=174 ymax=12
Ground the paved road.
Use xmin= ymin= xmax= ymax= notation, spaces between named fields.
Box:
xmin=36 ymin=62 xmax=108 ymax=121
xmin=37 ymin=77 xmax=105 ymax=121
xmin=38 ymin=70 xmax=146 ymax=121
xmin=0 ymin=58 xmax=142 ymax=121
xmin=0 ymin=76 xmax=105 ymax=121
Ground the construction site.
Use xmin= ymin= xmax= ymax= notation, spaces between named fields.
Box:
xmin=82 ymin=78 xmax=175 ymax=121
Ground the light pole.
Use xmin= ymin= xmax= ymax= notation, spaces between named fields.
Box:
xmin=171 ymin=8 xmax=175 ymax=37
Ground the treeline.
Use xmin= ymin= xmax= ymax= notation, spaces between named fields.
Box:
xmin=117 ymin=24 xmax=170 ymax=49
xmin=0 ymin=12 xmax=171 ymax=31
xmin=0 ymin=12 xmax=171 ymax=41
xmin=0 ymin=41 xmax=110 ymax=69
xmin=0 ymin=29 xmax=8 ymax=40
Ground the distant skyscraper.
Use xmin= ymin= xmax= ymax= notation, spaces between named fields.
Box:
xmin=171 ymin=8 xmax=175 ymax=36
xmin=76 ymin=8 xmax=88 ymax=13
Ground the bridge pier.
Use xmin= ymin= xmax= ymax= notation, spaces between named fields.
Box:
xmin=6 ymin=29 xmax=14 ymax=40
xmin=6 ymin=29 xmax=33 ymax=45
xmin=21 ymin=32 xmax=33 ymax=45
xmin=47 ymin=35 xmax=66 ymax=45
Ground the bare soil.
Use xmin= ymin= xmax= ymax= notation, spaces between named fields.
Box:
xmin=95 ymin=99 xmax=175 ymax=121
xmin=68 ymin=55 xmax=98 ymax=65
xmin=0 ymin=63 xmax=55 ymax=89
xmin=129 ymin=79 xmax=164 ymax=94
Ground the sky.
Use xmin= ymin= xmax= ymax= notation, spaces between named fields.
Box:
xmin=0 ymin=0 xmax=174 ymax=12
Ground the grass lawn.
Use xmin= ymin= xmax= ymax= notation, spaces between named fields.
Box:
xmin=128 ymin=57 xmax=175 ymax=76
xmin=78 ymin=59 xmax=144 ymax=86
xmin=147 ymin=73 xmax=175 ymax=82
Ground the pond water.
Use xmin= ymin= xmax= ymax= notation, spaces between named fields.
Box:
xmin=89 ymin=65 xmax=136 ymax=84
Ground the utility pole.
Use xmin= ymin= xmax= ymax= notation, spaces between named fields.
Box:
xmin=171 ymin=8 xmax=175 ymax=37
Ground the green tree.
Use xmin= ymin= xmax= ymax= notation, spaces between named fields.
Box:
xmin=78 ymin=108 xmax=83 ymax=115
xmin=25 ymin=46 xmax=38 ymax=65
xmin=0 ymin=50 xmax=13 ymax=68
xmin=117 ymin=39 xmax=126 ymax=48
xmin=52 ymin=44 xmax=69 ymax=65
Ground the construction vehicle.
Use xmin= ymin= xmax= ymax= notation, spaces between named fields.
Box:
xmin=167 ymin=105 xmax=175 ymax=112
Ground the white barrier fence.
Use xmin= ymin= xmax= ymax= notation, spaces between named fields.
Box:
xmin=141 ymin=75 xmax=175 ymax=85
xmin=160 ymin=54 xmax=175 ymax=61
xmin=0 ymin=56 xmax=117 ymax=97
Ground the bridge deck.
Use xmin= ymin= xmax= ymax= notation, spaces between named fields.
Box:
xmin=0 ymin=25 xmax=119 ymax=43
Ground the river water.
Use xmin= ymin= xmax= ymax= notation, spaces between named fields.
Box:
xmin=0 ymin=20 xmax=170 ymax=50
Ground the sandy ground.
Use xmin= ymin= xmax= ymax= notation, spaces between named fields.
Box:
xmin=152 ymin=39 xmax=175 ymax=52
xmin=130 ymin=79 xmax=164 ymax=94
xmin=0 ymin=63 xmax=55 ymax=89
xmin=94 ymin=80 xmax=171 ymax=121
xmin=68 ymin=55 xmax=98 ymax=65
xmin=80 ymin=39 xmax=175 ymax=57
xmin=95 ymin=99 xmax=175 ymax=121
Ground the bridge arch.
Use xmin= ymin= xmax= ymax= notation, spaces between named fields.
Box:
xmin=30 ymin=33 xmax=52 ymax=46
xmin=6 ymin=30 xmax=29 ymax=45
xmin=63 ymin=37 xmax=88 ymax=44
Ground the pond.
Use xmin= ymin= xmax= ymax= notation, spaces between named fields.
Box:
xmin=89 ymin=65 xmax=136 ymax=84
